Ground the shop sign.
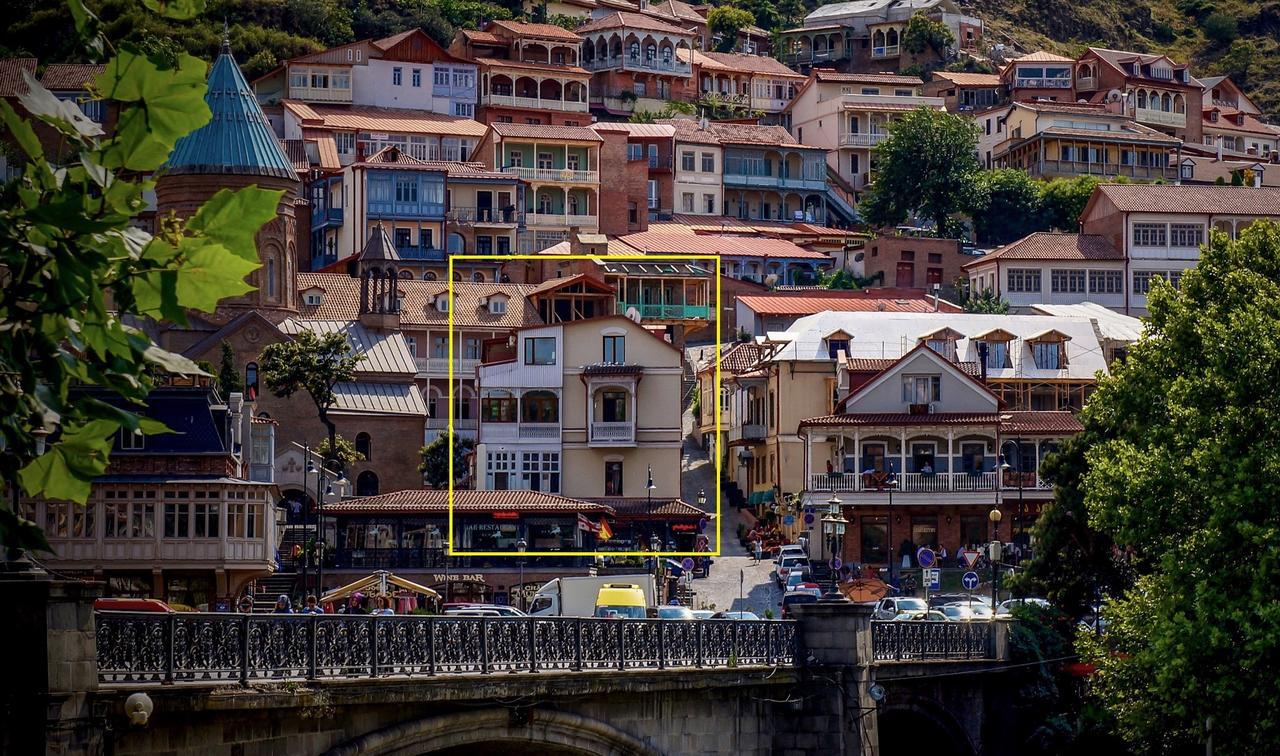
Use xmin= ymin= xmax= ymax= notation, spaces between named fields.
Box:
xmin=671 ymin=523 xmax=699 ymax=532
xmin=433 ymin=573 xmax=487 ymax=583
xmin=492 ymin=511 xmax=520 ymax=520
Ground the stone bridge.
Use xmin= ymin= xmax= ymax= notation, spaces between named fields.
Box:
xmin=7 ymin=574 xmax=1020 ymax=756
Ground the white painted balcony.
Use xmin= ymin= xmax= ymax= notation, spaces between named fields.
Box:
xmin=806 ymin=471 xmax=999 ymax=493
xmin=525 ymin=212 xmax=598 ymax=228
xmin=518 ymin=423 xmax=561 ymax=440
xmin=414 ymin=357 xmax=482 ymax=376
xmin=839 ymin=132 xmax=889 ymax=148
xmin=590 ymin=421 xmax=635 ymax=445
xmin=487 ymin=93 xmax=589 ymax=112
xmin=1134 ymin=107 xmax=1186 ymax=128
xmin=838 ymin=94 xmax=944 ymax=109
xmin=504 ymin=166 xmax=599 ymax=184
xmin=427 ymin=417 xmax=478 ymax=431
xmin=871 ymin=45 xmax=900 ymax=59
xmin=1014 ymin=77 xmax=1072 ymax=89
xmin=288 ymin=85 xmax=352 ymax=103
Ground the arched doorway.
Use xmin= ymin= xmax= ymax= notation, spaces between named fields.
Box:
xmin=279 ymin=488 xmax=314 ymax=525
xmin=355 ymin=470 xmax=379 ymax=496
xmin=878 ymin=703 xmax=973 ymax=756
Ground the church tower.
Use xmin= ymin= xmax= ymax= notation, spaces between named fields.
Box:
xmin=357 ymin=224 xmax=403 ymax=331
xmin=156 ymin=38 xmax=301 ymax=322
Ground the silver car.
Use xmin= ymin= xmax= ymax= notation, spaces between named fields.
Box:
xmin=873 ymin=597 xmax=929 ymax=620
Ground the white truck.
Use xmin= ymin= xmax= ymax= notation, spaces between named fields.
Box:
xmin=528 ymin=574 xmax=658 ymax=617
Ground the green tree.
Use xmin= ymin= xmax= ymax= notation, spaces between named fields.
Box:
xmin=285 ymin=0 xmax=354 ymax=47
xmin=217 ymin=342 xmax=242 ymax=395
xmin=901 ymin=12 xmax=954 ymax=56
xmin=1202 ymin=11 xmax=1238 ymax=47
xmin=707 ymin=7 xmax=755 ymax=53
xmin=776 ymin=0 xmax=805 ymax=30
xmin=968 ymin=169 xmax=1046 ymax=245
xmin=259 ymin=330 xmax=362 ymax=459
xmin=958 ymin=287 xmax=1010 ymax=314
xmin=0 ymin=0 xmax=280 ymax=555
xmin=1076 ymin=222 xmax=1280 ymax=754
xmin=1039 ymin=175 xmax=1103 ymax=231
xmin=315 ymin=434 xmax=365 ymax=474
xmin=419 ymin=431 xmax=475 ymax=489
xmin=860 ymin=107 xmax=980 ymax=238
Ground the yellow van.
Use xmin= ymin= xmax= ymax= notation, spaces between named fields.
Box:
xmin=594 ymin=583 xmax=648 ymax=619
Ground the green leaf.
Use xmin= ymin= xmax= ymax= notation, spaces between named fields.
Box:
xmin=187 ymin=187 xmax=285 ymax=263
xmin=142 ymin=0 xmax=206 ymax=20
xmin=173 ymin=237 xmax=259 ymax=313
xmin=17 ymin=71 xmax=103 ymax=139
xmin=97 ymin=50 xmax=211 ymax=170
xmin=18 ymin=419 xmax=120 ymax=504
xmin=142 ymin=344 xmax=206 ymax=375
xmin=0 ymin=507 xmax=53 ymax=555
xmin=0 ymin=100 xmax=44 ymax=162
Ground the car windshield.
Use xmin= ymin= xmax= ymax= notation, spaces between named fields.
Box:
xmin=898 ymin=598 xmax=927 ymax=612
xmin=781 ymin=557 xmax=807 ymax=567
xmin=658 ymin=607 xmax=694 ymax=619
xmin=968 ymin=606 xmax=993 ymax=617
xmin=724 ymin=612 xmax=759 ymax=620
xmin=785 ymin=593 xmax=818 ymax=605
xmin=596 ymin=605 xmax=647 ymax=619
xmin=942 ymin=606 xmax=968 ymax=618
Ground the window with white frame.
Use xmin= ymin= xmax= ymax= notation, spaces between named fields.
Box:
xmin=1088 ymin=269 xmax=1123 ymax=294
xmin=682 ymin=192 xmax=694 ymax=212
xmin=487 ymin=451 xmax=517 ymax=489
xmin=411 ymin=68 xmax=421 ymax=87
xmin=453 ymin=102 xmax=474 ymax=117
xmin=1169 ymin=223 xmax=1204 ymax=248
xmin=978 ymin=339 xmax=1011 ymax=369
xmin=701 ymin=153 xmax=714 ymax=172
xmin=508 ymin=151 xmax=523 ymax=168
xmin=392 ymin=67 xmax=402 ymax=86
xmin=405 ymin=336 xmax=417 ymax=358
xmin=1133 ymin=270 xmax=1162 ymax=295
xmin=1051 ymin=269 xmax=1086 ymax=293
xmin=1133 ymin=223 xmax=1166 ymax=247
xmin=120 ymin=428 xmax=144 ymax=450
xmin=681 ymin=151 xmax=695 ymax=171
xmin=521 ymin=452 xmax=561 ymax=492
xmin=647 ymin=180 xmax=658 ymax=209
xmin=434 ymin=69 xmax=449 ymax=87
xmin=1007 ymin=268 xmax=1041 ymax=293
xmin=489 ymin=297 xmax=507 ymax=314
xmin=335 ymin=132 xmax=355 ymax=155
xmin=901 ymin=375 xmax=941 ymax=404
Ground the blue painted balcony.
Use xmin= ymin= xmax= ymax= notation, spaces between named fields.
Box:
xmin=311 ymin=204 xmax=343 ymax=230
xmin=396 ymin=245 xmax=447 ymax=261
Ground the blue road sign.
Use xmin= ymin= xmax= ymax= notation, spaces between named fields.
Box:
xmin=783 ymin=514 xmax=796 ymax=526
xmin=682 ymin=557 xmax=695 ymax=571
xmin=924 ymin=568 xmax=941 ymax=591
xmin=962 ymin=571 xmax=980 ymax=591
xmin=832 ymin=557 xmax=843 ymax=570
xmin=804 ymin=513 xmax=815 ymax=525
xmin=698 ymin=518 xmax=708 ymax=532
xmin=916 ymin=547 xmax=936 ymax=569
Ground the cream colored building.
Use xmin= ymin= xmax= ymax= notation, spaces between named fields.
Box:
xmin=475 ymin=314 xmax=684 ymax=502
xmin=665 ymin=118 xmax=724 ymax=216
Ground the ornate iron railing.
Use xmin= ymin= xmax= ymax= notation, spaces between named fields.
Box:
xmin=870 ymin=621 xmax=994 ymax=662
xmin=95 ymin=612 xmax=798 ymax=685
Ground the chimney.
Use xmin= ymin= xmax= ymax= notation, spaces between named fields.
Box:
xmin=1217 ymin=137 xmax=1224 ymax=161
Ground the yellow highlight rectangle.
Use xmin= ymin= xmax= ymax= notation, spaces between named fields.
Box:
xmin=447 ymin=253 xmax=722 ymax=557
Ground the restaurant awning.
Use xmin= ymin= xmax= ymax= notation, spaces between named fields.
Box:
xmin=320 ymin=570 xmax=440 ymax=605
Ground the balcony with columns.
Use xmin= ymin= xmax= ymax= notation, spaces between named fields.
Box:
xmin=481 ymin=68 xmax=590 ymax=113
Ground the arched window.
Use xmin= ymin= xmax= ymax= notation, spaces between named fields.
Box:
xmin=538 ymin=193 xmax=552 ymax=214
xmin=521 ymin=390 xmax=559 ymax=423
xmin=472 ymin=271 xmax=485 ymax=282
xmin=245 ymin=362 xmax=259 ymax=398
xmin=448 ymin=233 xmax=466 ymax=254
xmin=661 ymin=46 xmax=672 ymax=65
xmin=628 ymin=41 xmax=640 ymax=60
xmin=424 ymin=271 xmax=437 ymax=281
xmin=266 ymin=257 xmax=277 ymax=298
xmin=355 ymin=432 xmax=372 ymax=460
xmin=568 ymin=194 xmax=580 ymax=215
xmin=356 ymin=470 xmax=379 ymax=497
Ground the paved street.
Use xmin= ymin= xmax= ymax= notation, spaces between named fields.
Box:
xmin=681 ymin=400 xmax=784 ymax=616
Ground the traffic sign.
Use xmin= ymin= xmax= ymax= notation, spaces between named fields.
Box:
xmin=682 ymin=557 xmax=695 ymax=571
xmin=960 ymin=549 xmax=981 ymax=569
xmin=698 ymin=518 xmax=708 ymax=532
xmin=783 ymin=514 xmax=796 ymax=526
xmin=962 ymin=571 xmax=980 ymax=590
xmin=916 ymin=547 xmax=936 ymax=569
xmin=924 ymin=568 xmax=940 ymax=591
xmin=804 ymin=513 xmax=815 ymax=525
xmin=832 ymin=557 xmax=843 ymax=570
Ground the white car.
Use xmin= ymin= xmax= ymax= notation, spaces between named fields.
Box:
xmin=776 ymin=544 xmax=807 ymax=562
xmin=995 ymin=598 xmax=1052 ymax=616
xmin=775 ymin=556 xmax=809 ymax=587
xmin=873 ymin=597 xmax=929 ymax=620
xmin=937 ymin=605 xmax=975 ymax=622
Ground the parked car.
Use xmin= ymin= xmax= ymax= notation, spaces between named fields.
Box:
xmin=94 ymin=598 xmax=172 ymax=613
xmin=657 ymin=606 xmax=695 ymax=620
xmin=995 ymin=598 xmax=1052 ymax=616
xmin=937 ymin=605 xmax=975 ymax=622
xmin=691 ymin=610 xmax=716 ymax=620
xmin=780 ymin=592 xmax=818 ymax=618
xmin=713 ymin=611 xmax=760 ymax=620
xmin=893 ymin=609 xmax=949 ymax=621
xmin=873 ymin=596 xmax=929 ymax=620
xmin=776 ymin=544 xmax=807 ymax=562
xmin=952 ymin=603 xmax=993 ymax=620
xmin=444 ymin=609 xmax=503 ymax=617
xmin=443 ymin=603 xmax=526 ymax=617
xmin=775 ymin=555 xmax=809 ymax=587
xmin=927 ymin=593 xmax=982 ymax=609
xmin=784 ymin=570 xmax=813 ymax=591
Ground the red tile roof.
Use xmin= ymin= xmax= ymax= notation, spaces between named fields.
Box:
xmin=845 ymin=358 xmax=897 ymax=371
xmin=705 ymin=341 xmax=765 ymax=375
xmin=737 ymin=291 xmax=963 ymax=315
xmin=693 ymin=51 xmax=805 ymax=78
xmin=800 ymin=412 xmax=1002 ymax=428
xmin=489 ymin=122 xmax=603 ymax=142
xmin=586 ymin=498 xmax=708 ymax=518
xmin=1000 ymin=411 xmax=1084 ymax=435
xmin=929 ymin=71 xmax=1001 ymax=87
xmin=617 ymin=232 xmax=831 ymax=260
xmin=576 ymin=11 xmax=694 ymax=36
xmin=282 ymin=101 xmax=488 ymax=137
xmin=0 ymin=57 xmax=37 ymax=97
xmin=1094 ymin=184 xmax=1280 ymax=215
xmin=813 ymin=70 xmax=924 ymax=86
xmin=296 ymin=272 xmax=541 ymax=328
xmin=39 ymin=63 xmax=103 ymax=91
xmin=325 ymin=489 xmax=615 ymax=514
xmin=1202 ymin=107 xmax=1280 ymax=137
xmin=489 ymin=20 xmax=584 ymax=41
xmin=460 ymin=30 xmax=505 ymax=45
xmin=963 ymin=233 xmax=1122 ymax=267
xmin=474 ymin=57 xmax=589 ymax=76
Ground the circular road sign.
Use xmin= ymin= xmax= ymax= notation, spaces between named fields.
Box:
xmin=804 ymin=513 xmax=815 ymax=525
xmin=698 ymin=518 xmax=708 ymax=532
xmin=682 ymin=557 xmax=695 ymax=571
xmin=916 ymin=547 xmax=937 ymax=569
xmin=783 ymin=514 xmax=796 ymax=526
xmin=962 ymin=571 xmax=980 ymax=591
xmin=832 ymin=557 xmax=843 ymax=570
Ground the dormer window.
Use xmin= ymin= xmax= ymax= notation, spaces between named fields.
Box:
xmin=1027 ymin=329 xmax=1071 ymax=370
xmin=902 ymin=375 xmax=941 ymax=404
xmin=919 ymin=327 xmax=962 ymax=361
xmin=489 ymin=295 xmax=508 ymax=314
xmin=824 ymin=330 xmax=852 ymax=359
xmin=436 ymin=294 xmax=449 ymax=313
xmin=302 ymin=287 xmax=324 ymax=306
xmin=973 ymin=328 xmax=1015 ymax=369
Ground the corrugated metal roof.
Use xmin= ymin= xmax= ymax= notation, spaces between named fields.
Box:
xmin=738 ymin=292 xmax=962 ymax=315
xmin=279 ymin=319 xmax=417 ymax=376
xmin=331 ymin=381 xmax=426 ymax=416
xmin=326 ymin=489 xmax=613 ymax=513
xmin=589 ymin=122 xmax=677 ymax=138
xmin=283 ymin=100 xmax=488 ymax=137
xmin=1028 ymin=302 xmax=1144 ymax=342
xmin=617 ymin=232 xmax=831 ymax=260
xmin=167 ymin=44 xmax=296 ymax=180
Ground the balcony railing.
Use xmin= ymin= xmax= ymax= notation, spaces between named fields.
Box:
xmin=1014 ymin=77 xmax=1072 ymax=89
xmin=584 ymin=56 xmax=691 ymax=76
xmin=395 ymin=245 xmax=446 ymax=261
xmin=807 ymin=471 xmax=999 ymax=493
xmin=838 ymin=132 xmax=888 ymax=148
xmin=447 ymin=206 xmax=521 ymax=225
xmin=839 ymin=94 xmax=945 ymax=109
xmin=742 ymin=423 xmax=766 ymax=442
xmin=95 ymin=612 xmax=798 ymax=685
xmin=519 ymin=422 xmax=561 ymax=440
xmin=504 ymin=166 xmax=599 ymax=184
xmin=1031 ymin=159 xmax=1174 ymax=181
xmin=616 ymin=301 xmax=710 ymax=320
xmin=723 ymin=173 xmax=828 ymax=192
xmin=288 ymin=85 xmax=352 ymax=103
xmin=487 ymin=93 xmax=589 ymax=112
xmin=414 ymin=356 xmax=482 ymax=375
xmin=426 ymin=417 xmax=478 ymax=431
xmin=590 ymin=421 xmax=635 ymax=444
xmin=871 ymin=620 xmax=994 ymax=662
xmin=1076 ymin=76 xmax=1097 ymax=90
xmin=526 ymin=212 xmax=598 ymax=228
xmin=871 ymin=45 xmax=900 ymax=58
xmin=1133 ymin=107 xmax=1186 ymax=128
xmin=311 ymin=205 xmax=343 ymax=229
xmin=782 ymin=49 xmax=846 ymax=65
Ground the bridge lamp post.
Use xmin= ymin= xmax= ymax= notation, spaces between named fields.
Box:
xmin=646 ymin=464 xmax=656 ymax=551
xmin=650 ymin=534 xmax=663 ymax=603
xmin=883 ymin=473 xmax=898 ymax=590
xmin=821 ymin=494 xmax=848 ymax=602
xmin=515 ymin=538 xmax=527 ymax=611
xmin=988 ymin=507 xmax=1003 ymax=608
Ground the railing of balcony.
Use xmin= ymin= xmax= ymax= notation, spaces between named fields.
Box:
xmin=504 ymin=166 xmax=599 ymax=184
xmin=426 ymin=417 xmax=478 ymax=430
xmin=447 ymin=207 xmax=522 ymax=224
xmin=871 ymin=45 xmax=900 ymax=58
xmin=1032 ymin=159 xmax=1174 ymax=180
xmin=1133 ymin=107 xmax=1186 ymax=127
xmin=590 ymin=422 xmax=635 ymax=443
xmin=526 ymin=212 xmax=598 ymax=227
xmin=519 ymin=423 xmax=561 ymax=440
xmin=1014 ymin=77 xmax=1072 ymax=89
xmin=616 ymin=301 xmax=709 ymax=320
xmin=96 ymin=612 xmax=799 ymax=685
xmin=838 ymin=132 xmax=888 ymax=148
xmin=807 ymin=471 xmax=1000 ymax=493
xmin=871 ymin=620 xmax=994 ymax=662
xmin=584 ymin=56 xmax=692 ymax=76
xmin=742 ymin=423 xmax=766 ymax=441
xmin=487 ymin=93 xmax=590 ymax=112
xmin=395 ymin=245 xmax=446 ymax=261
xmin=414 ymin=356 xmax=482 ymax=375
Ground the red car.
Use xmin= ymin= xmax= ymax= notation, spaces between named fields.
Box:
xmin=94 ymin=598 xmax=173 ymax=612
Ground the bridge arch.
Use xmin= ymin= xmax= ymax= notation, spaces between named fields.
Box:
xmin=878 ymin=695 xmax=974 ymax=756
xmin=324 ymin=708 xmax=661 ymax=756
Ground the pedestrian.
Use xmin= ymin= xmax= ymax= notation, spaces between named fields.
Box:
xmin=237 ymin=595 xmax=254 ymax=614
xmin=372 ymin=596 xmax=394 ymax=616
xmin=272 ymin=594 xmax=293 ymax=614
xmin=753 ymin=538 xmax=763 ymax=564
xmin=300 ymin=595 xmax=322 ymax=614
xmin=347 ymin=592 xmax=368 ymax=615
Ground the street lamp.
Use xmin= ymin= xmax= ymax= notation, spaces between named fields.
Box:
xmin=515 ymin=538 xmax=527 ymax=611
xmin=988 ymin=507 xmax=1003 ymax=607
xmin=646 ymin=464 xmax=656 ymax=550
xmin=882 ymin=472 xmax=899 ymax=588
xmin=821 ymin=494 xmax=848 ymax=601
xmin=323 ymin=473 xmax=348 ymax=601
xmin=650 ymin=534 xmax=663 ymax=603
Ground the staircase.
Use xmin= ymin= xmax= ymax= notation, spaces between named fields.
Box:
xmin=823 ymin=166 xmax=861 ymax=226
xmin=278 ymin=526 xmax=309 ymax=571
xmin=253 ymin=572 xmax=299 ymax=612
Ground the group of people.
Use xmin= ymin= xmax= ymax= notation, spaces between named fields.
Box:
xmin=269 ymin=592 xmax=397 ymax=615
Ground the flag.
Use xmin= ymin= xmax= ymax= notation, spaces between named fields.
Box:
xmin=597 ymin=519 xmax=613 ymax=540
xmin=577 ymin=512 xmax=595 ymax=532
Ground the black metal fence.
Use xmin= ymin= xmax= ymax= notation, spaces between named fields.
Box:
xmin=870 ymin=621 xmax=994 ymax=662
xmin=95 ymin=612 xmax=799 ymax=685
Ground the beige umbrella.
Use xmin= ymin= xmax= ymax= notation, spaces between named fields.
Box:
xmin=320 ymin=570 xmax=440 ymax=606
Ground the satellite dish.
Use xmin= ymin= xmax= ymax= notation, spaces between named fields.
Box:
xmin=1106 ymin=89 xmax=1123 ymax=103
xmin=869 ymin=684 xmax=887 ymax=702
xmin=625 ymin=306 xmax=642 ymax=323
xmin=764 ymin=273 xmax=779 ymax=287
xmin=854 ymin=252 xmax=865 ymax=263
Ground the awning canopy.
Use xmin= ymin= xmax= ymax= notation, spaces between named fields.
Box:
xmin=320 ymin=570 xmax=440 ymax=605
